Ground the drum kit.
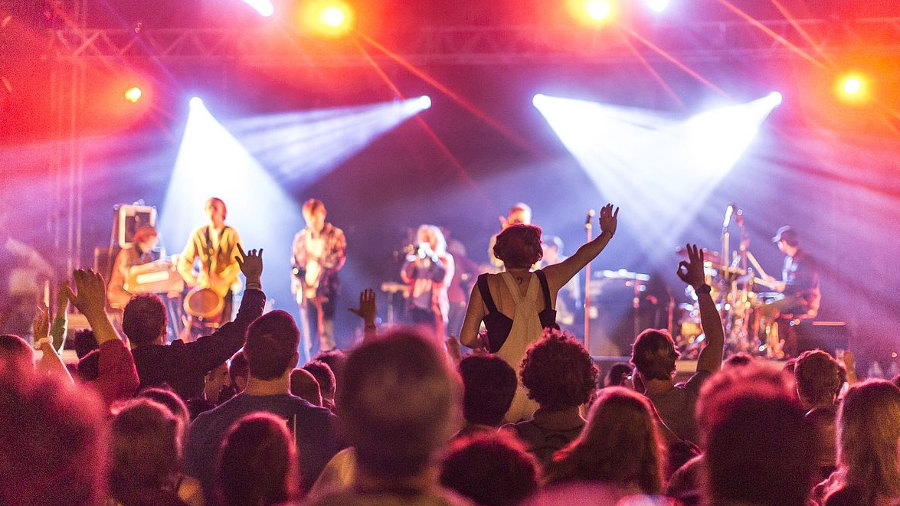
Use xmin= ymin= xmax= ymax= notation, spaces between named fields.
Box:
xmin=675 ymin=205 xmax=786 ymax=359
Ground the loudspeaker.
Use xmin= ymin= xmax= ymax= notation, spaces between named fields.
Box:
xmin=114 ymin=204 xmax=156 ymax=248
xmin=794 ymin=321 xmax=850 ymax=356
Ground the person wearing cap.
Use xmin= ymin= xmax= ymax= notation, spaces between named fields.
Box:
xmin=762 ymin=226 xmax=821 ymax=355
xmin=108 ymin=225 xmax=162 ymax=310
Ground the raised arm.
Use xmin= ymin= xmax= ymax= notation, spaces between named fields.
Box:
xmin=33 ymin=303 xmax=73 ymax=382
xmin=186 ymin=245 xmax=265 ymax=372
xmin=64 ymin=268 xmax=139 ymax=403
xmin=50 ymin=282 xmax=70 ymax=353
xmin=543 ymin=204 xmax=618 ymax=290
xmin=677 ymin=244 xmax=724 ymax=374
xmin=348 ymin=288 xmax=377 ymax=343
xmin=64 ymin=269 xmax=122 ymax=347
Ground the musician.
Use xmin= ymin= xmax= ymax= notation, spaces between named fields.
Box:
xmin=488 ymin=202 xmax=532 ymax=271
xmin=762 ymin=226 xmax=821 ymax=356
xmin=177 ymin=197 xmax=243 ymax=324
xmin=107 ymin=225 xmax=161 ymax=310
xmin=291 ymin=199 xmax=346 ymax=360
xmin=401 ymin=224 xmax=454 ymax=338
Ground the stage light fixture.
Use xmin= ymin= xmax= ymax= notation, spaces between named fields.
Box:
xmin=645 ymin=0 xmax=670 ymax=13
xmin=417 ymin=96 xmax=432 ymax=110
xmin=190 ymin=97 xmax=203 ymax=108
xmin=124 ymin=87 xmax=142 ymax=103
xmin=835 ymin=73 xmax=870 ymax=104
xmin=303 ymin=0 xmax=354 ymax=37
xmin=567 ymin=0 xmax=617 ymax=26
xmin=240 ymin=0 xmax=274 ymax=17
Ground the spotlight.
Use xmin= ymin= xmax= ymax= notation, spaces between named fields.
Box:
xmin=239 ymin=0 xmax=274 ymax=17
xmin=645 ymin=0 xmax=670 ymax=13
xmin=532 ymin=94 xmax=546 ymax=107
xmin=190 ymin=97 xmax=203 ymax=108
xmin=303 ymin=0 xmax=354 ymax=37
xmin=836 ymin=73 xmax=869 ymax=104
xmin=417 ymin=96 xmax=432 ymax=111
xmin=567 ymin=0 xmax=617 ymax=26
xmin=124 ymin=87 xmax=142 ymax=103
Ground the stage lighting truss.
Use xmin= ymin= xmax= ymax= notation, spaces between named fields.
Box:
xmin=48 ymin=18 xmax=900 ymax=66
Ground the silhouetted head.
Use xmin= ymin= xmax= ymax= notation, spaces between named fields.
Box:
xmin=244 ymin=311 xmax=300 ymax=381
xmin=631 ymin=329 xmax=680 ymax=382
xmin=494 ymin=224 xmax=543 ymax=269
xmin=521 ymin=329 xmax=598 ymax=410
xmin=123 ymin=294 xmax=167 ymax=346
xmin=459 ymin=354 xmax=517 ymax=427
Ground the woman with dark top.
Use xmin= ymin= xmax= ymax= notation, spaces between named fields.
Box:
xmin=460 ymin=204 xmax=618 ymax=421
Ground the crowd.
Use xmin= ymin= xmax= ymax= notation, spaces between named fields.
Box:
xmin=1 ymin=205 xmax=899 ymax=506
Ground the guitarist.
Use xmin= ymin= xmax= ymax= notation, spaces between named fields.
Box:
xmin=178 ymin=197 xmax=243 ymax=326
xmin=291 ymin=199 xmax=346 ymax=362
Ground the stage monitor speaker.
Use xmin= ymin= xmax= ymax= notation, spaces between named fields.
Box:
xmin=115 ymin=204 xmax=156 ymax=248
xmin=795 ymin=321 xmax=850 ymax=356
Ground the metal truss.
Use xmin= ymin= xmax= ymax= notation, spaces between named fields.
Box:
xmin=48 ymin=18 xmax=900 ymax=66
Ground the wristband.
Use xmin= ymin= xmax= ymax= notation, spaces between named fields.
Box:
xmin=246 ymin=282 xmax=262 ymax=291
xmin=695 ymin=284 xmax=712 ymax=295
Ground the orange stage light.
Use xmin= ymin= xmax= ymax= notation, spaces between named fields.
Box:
xmin=302 ymin=0 xmax=354 ymax=37
xmin=835 ymin=73 xmax=869 ymax=104
xmin=124 ymin=86 xmax=142 ymax=103
xmin=567 ymin=0 xmax=618 ymax=26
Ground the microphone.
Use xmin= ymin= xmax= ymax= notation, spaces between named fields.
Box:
xmin=585 ymin=209 xmax=595 ymax=229
xmin=722 ymin=204 xmax=735 ymax=229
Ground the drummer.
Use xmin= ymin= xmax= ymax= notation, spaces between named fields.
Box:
xmin=177 ymin=197 xmax=243 ymax=325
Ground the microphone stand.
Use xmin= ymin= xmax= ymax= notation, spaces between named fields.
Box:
xmin=583 ymin=209 xmax=594 ymax=352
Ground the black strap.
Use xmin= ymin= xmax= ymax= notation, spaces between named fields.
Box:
xmin=535 ymin=270 xmax=553 ymax=310
xmin=476 ymin=274 xmax=499 ymax=313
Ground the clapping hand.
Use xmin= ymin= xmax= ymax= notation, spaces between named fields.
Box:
xmin=676 ymin=244 xmax=706 ymax=290
xmin=348 ymin=288 xmax=377 ymax=325
xmin=235 ymin=244 xmax=263 ymax=279
xmin=599 ymin=204 xmax=619 ymax=238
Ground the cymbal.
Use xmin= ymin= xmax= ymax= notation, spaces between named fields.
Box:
xmin=675 ymin=246 xmax=722 ymax=264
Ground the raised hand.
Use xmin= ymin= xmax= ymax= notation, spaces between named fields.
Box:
xmin=33 ymin=303 xmax=50 ymax=345
xmin=235 ymin=244 xmax=263 ymax=280
xmin=348 ymin=288 xmax=377 ymax=325
xmin=64 ymin=269 xmax=109 ymax=317
xmin=599 ymin=204 xmax=619 ymax=238
xmin=56 ymin=281 xmax=70 ymax=316
xmin=676 ymin=243 xmax=706 ymax=290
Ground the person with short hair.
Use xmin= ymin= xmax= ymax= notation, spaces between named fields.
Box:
xmin=441 ymin=431 xmax=540 ymax=506
xmin=302 ymin=360 xmax=336 ymax=412
xmin=228 ymin=350 xmax=249 ymax=394
xmin=107 ymin=225 xmax=161 ymax=310
xmin=457 ymin=354 xmax=518 ymax=437
xmin=177 ymin=197 xmax=243 ymax=326
xmin=292 ymin=199 xmax=346 ymax=361
xmin=631 ymin=244 xmax=724 ymax=446
xmin=0 ymin=369 xmax=108 ymax=506
xmin=290 ymin=367 xmax=323 ymax=407
xmin=307 ymin=329 xmax=467 ymax=506
xmin=129 ymin=247 xmax=264 ymax=401
xmin=698 ymin=363 xmax=815 ymax=506
xmin=216 ymin=412 xmax=300 ymax=506
xmin=185 ymin=309 xmax=345 ymax=501
xmin=109 ymin=398 xmax=203 ymax=506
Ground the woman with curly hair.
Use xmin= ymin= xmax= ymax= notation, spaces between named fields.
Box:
xmin=544 ymin=386 xmax=666 ymax=495
xmin=816 ymin=380 xmax=900 ymax=506
xmin=460 ymin=204 xmax=618 ymax=421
